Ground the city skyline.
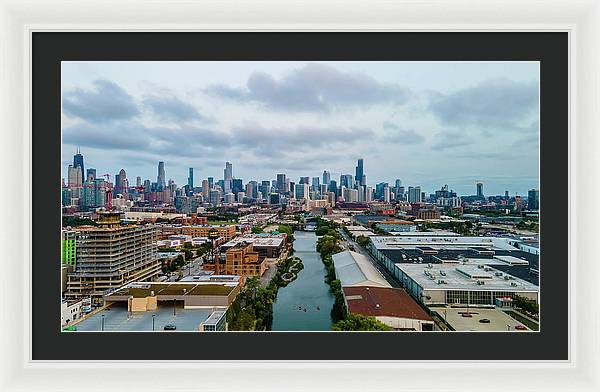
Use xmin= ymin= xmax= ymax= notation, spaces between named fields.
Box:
xmin=61 ymin=61 xmax=540 ymax=195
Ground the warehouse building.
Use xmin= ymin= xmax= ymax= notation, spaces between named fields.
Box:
xmin=332 ymin=250 xmax=391 ymax=288
xmin=368 ymin=235 xmax=539 ymax=285
xmin=343 ymin=286 xmax=434 ymax=331
xmin=392 ymin=263 xmax=539 ymax=306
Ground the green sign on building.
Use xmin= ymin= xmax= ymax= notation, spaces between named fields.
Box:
xmin=62 ymin=239 xmax=76 ymax=265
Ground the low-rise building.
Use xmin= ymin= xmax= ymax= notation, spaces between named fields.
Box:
xmin=342 ymin=286 xmax=434 ymax=331
xmin=221 ymin=234 xmax=286 ymax=259
xmin=393 ymin=263 xmax=539 ymax=306
xmin=61 ymin=299 xmax=83 ymax=326
xmin=332 ymin=250 xmax=391 ymax=288
xmin=222 ymin=242 xmax=267 ymax=277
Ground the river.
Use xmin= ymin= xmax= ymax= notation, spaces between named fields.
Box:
xmin=271 ymin=231 xmax=335 ymax=331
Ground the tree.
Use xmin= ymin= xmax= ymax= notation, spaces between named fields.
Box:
xmin=356 ymin=235 xmax=370 ymax=248
xmin=245 ymin=276 xmax=261 ymax=300
xmin=251 ymin=226 xmax=264 ymax=234
xmin=332 ymin=314 xmax=392 ymax=331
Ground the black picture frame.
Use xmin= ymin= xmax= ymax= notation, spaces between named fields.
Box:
xmin=34 ymin=32 xmax=567 ymax=361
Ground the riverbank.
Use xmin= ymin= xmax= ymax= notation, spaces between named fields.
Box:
xmin=226 ymin=256 xmax=304 ymax=331
xmin=270 ymin=231 xmax=335 ymax=331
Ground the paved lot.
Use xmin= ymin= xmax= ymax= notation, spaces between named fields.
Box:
xmin=74 ymin=303 xmax=214 ymax=332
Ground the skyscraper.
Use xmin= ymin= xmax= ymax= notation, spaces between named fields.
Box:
xmin=202 ymin=179 xmax=209 ymax=198
xmin=408 ymin=186 xmax=422 ymax=203
xmin=73 ymin=148 xmax=85 ymax=183
xmin=224 ymin=162 xmax=233 ymax=192
xmin=322 ymin=171 xmax=331 ymax=188
xmin=86 ymin=168 xmax=96 ymax=183
xmin=188 ymin=168 xmax=194 ymax=189
xmin=312 ymin=177 xmax=320 ymax=192
xmin=476 ymin=182 xmax=484 ymax=198
xmin=528 ymin=189 xmax=540 ymax=210
xmin=340 ymin=174 xmax=353 ymax=189
xmin=355 ymin=158 xmax=364 ymax=186
xmin=299 ymin=176 xmax=309 ymax=185
xmin=157 ymin=161 xmax=166 ymax=190
xmin=276 ymin=174 xmax=286 ymax=192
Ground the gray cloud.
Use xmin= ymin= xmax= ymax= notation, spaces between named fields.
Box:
xmin=230 ymin=123 xmax=375 ymax=155
xmin=431 ymin=131 xmax=474 ymax=151
xmin=63 ymin=122 xmax=150 ymax=151
xmin=205 ymin=63 xmax=411 ymax=112
xmin=429 ymin=78 xmax=538 ymax=132
xmin=142 ymin=95 xmax=212 ymax=123
xmin=63 ymin=79 xmax=140 ymax=122
xmin=382 ymin=122 xmax=425 ymax=144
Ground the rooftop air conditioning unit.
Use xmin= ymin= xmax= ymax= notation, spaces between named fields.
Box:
xmin=478 ymin=265 xmax=484 ymax=269
xmin=511 ymin=282 xmax=518 ymax=287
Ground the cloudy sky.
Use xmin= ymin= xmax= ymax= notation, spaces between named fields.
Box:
xmin=61 ymin=61 xmax=539 ymax=196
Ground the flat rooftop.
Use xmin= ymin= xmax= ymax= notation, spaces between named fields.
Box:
xmin=370 ymin=235 xmax=516 ymax=251
xmin=73 ymin=303 xmax=222 ymax=332
xmin=433 ymin=306 xmax=531 ymax=332
xmin=395 ymin=263 xmax=539 ymax=292
xmin=106 ymin=281 xmax=238 ymax=299
xmin=223 ymin=235 xmax=285 ymax=248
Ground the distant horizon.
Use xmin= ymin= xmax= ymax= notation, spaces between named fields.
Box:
xmin=61 ymin=61 xmax=540 ymax=195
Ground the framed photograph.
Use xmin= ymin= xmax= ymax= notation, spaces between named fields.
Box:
xmin=1 ymin=0 xmax=598 ymax=391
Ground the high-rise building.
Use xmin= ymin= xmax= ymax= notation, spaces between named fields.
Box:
xmin=295 ymin=183 xmax=310 ymax=200
xmin=73 ymin=148 xmax=85 ymax=184
xmin=528 ymin=189 xmax=540 ymax=210
xmin=355 ymin=158 xmax=364 ymax=186
xmin=209 ymin=189 xmax=222 ymax=206
xmin=312 ymin=177 xmax=320 ymax=192
xmin=245 ymin=182 xmax=255 ymax=199
xmin=115 ymin=169 xmax=128 ymax=196
xmin=299 ymin=176 xmax=310 ymax=185
xmin=232 ymin=178 xmax=244 ymax=194
xmin=202 ymin=179 xmax=210 ymax=198
xmin=505 ymin=190 xmax=510 ymax=199
xmin=343 ymin=187 xmax=358 ymax=203
xmin=383 ymin=185 xmax=391 ymax=203
xmin=65 ymin=213 xmax=160 ymax=305
xmin=224 ymin=162 xmax=233 ymax=192
xmin=408 ymin=186 xmax=422 ymax=203
xmin=476 ymin=182 xmax=484 ymax=198
xmin=86 ymin=168 xmax=96 ymax=183
xmin=135 ymin=176 xmax=141 ymax=188
xmin=340 ymin=174 xmax=353 ymax=189
xmin=276 ymin=174 xmax=286 ymax=192
xmin=157 ymin=161 xmax=166 ymax=190
xmin=188 ymin=168 xmax=194 ymax=189
xmin=322 ymin=170 xmax=331 ymax=188
xmin=67 ymin=164 xmax=82 ymax=188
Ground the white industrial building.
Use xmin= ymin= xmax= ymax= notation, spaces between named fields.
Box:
xmin=393 ymin=263 xmax=539 ymax=306
xmin=332 ymin=250 xmax=391 ymax=288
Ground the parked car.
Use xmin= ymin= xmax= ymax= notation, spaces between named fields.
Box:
xmin=163 ymin=324 xmax=177 ymax=331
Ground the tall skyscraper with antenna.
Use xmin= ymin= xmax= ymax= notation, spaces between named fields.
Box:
xmin=73 ymin=147 xmax=85 ymax=184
